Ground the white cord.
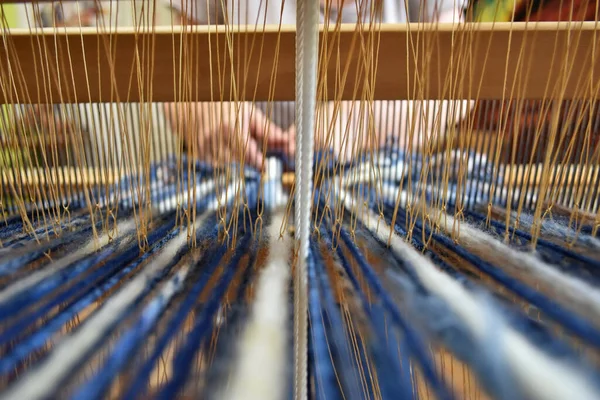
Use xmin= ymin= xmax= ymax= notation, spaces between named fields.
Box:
xmin=294 ymin=0 xmax=319 ymax=398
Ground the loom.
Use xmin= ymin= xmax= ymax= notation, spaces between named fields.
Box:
xmin=0 ymin=0 xmax=600 ymax=398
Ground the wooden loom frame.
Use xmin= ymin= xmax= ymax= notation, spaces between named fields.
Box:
xmin=0 ymin=20 xmax=599 ymax=205
xmin=0 ymin=22 xmax=598 ymax=103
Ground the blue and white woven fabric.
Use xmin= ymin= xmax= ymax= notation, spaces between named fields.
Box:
xmin=315 ymin=147 xmax=507 ymax=211
xmin=2 ymin=148 xmax=600 ymax=400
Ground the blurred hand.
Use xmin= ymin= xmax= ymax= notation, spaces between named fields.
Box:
xmin=167 ymin=102 xmax=294 ymax=170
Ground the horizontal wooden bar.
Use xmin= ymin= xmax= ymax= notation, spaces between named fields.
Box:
xmin=0 ymin=22 xmax=598 ymax=103
xmin=8 ymin=163 xmax=595 ymax=191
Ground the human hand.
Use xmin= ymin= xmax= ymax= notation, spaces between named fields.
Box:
xmin=174 ymin=102 xmax=292 ymax=171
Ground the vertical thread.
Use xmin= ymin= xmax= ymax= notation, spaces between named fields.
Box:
xmin=294 ymin=0 xmax=319 ymax=399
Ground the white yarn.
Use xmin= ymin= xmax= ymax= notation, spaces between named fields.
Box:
xmin=1 ymin=174 xmax=234 ymax=303
xmin=0 ymin=217 xmax=137 ymax=305
xmin=437 ymin=211 xmax=600 ymax=325
xmin=0 ymin=178 xmax=233 ymax=306
xmin=337 ymin=189 xmax=600 ymax=400
xmin=158 ymin=178 xmax=217 ymax=213
xmin=264 ymin=157 xmax=289 ymax=209
xmin=217 ymin=212 xmax=292 ymax=400
xmin=0 ymin=208 xmax=215 ymax=400
xmin=515 ymin=211 xmax=600 ymax=249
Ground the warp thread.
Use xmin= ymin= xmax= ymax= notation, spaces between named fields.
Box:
xmin=339 ymin=190 xmax=600 ymax=400
xmin=215 ymin=211 xmax=292 ymax=400
xmin=155 ymin=234 xmax=252 ymax=400
xmin=377 ymin=200 xmax=600 ymax=349
xmin=319 ymin=226 xmax=415 ymax=400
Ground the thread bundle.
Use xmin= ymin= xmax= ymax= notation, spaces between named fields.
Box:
xmin=1 ymin=150 xmax=599 ymax=400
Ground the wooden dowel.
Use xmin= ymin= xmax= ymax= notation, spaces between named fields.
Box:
xmin=282 ymin=164 xmax=599 ymax=189
xmin=2 ymin=167 xmax=121 ymax=187
xmin=5 ymin=163 xmax=597 ymax=199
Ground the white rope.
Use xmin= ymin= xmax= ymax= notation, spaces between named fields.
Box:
xmin=294 ymin=0 xmax=319 ymax=398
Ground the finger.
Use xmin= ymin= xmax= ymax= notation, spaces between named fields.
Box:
xmin=231 ymin=113 xmax=258 ymax=166
xmin=248 ymin=107 xmax=286 ymax=145
xmin=243 ymin=134 xmax=265 ymax=171
xmin=260 ymin=122 xmax=295 ymax=159
xmin=282 ymin=126 xmax=296 ymax=158
xmin=264 ymin=126 xmax=289 ymax=145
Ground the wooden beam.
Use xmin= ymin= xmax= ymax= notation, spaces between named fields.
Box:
xmin=0 ymin=22 xmax=598 ymax=103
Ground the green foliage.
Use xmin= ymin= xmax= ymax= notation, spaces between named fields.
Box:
xmin=0 ymin=146 xmax=30 ymax=169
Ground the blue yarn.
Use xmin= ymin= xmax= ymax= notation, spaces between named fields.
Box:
xmin=6 ymin=201 xmax=216 ymax=339
xmin=0 ymin=223 xmax=181 ymax=376
xmin=365 ymin=208 xmax=477 ymax=294
xmin=120 ymin=251 xmax=224 ymax=397
xmin=308 ymin=241 xmax=342 ymax=400
xmin=0 ymin=208 xmax=117 ymax=257
xmin=384 ymin=269 xmax=521 ymax=400
xmin=0 ymin=219 xmax=103 ymax=278
xmin=0 ymin=214 xmax=90 ymax=249
xmin=366 ymin=215 xmax=470 ymax=286
xmin=319 ymin=227 xmax=411 ymax=400
xmin=0 ymin=152 xmax=259 ymax=225
xmin=396 ymin=334 xmax=415 ymax=399
xmin=0 ymin=215 xmax=23 ymax=238
xmin=339 ymin=148 xmax=505 ymax=209
xmin=354 ymin=333 xmax=377 ymax=400
xmin=0 ymin=210 xmax=65 ymax=239
xmin=343 ymin=205 xmax=521 ymax=400
xmin=0 ymin=224 xmax=144 ymax=320
xmin=0 ymin=228 xmax=151 ymax=345
xmin=381 ymin=201 xmax=600 ymax=350
xmin=13 ymin=152 xmax=253 ymax=217
xmin=310 ymin=239 xmax=366 ymax=399
xmin=313 ymin=188 xmax=452 ymax=400
xmin=0 ymin=241 xmax=123 ymax=316
xmin=245 ymin=182 xmax=260 ymax=212
xmin=70 ymin=252 xmax=190 ymax=400
xmin=377 ymin=203 xmax=600 ymax=376
xmin=516 ymin=210 xmax=598 ymax=239
xmin=156 ymin=234 xmax=251 ymax=400
xmin=30 ymin=214 xmax=220 ymax=399
xmin=334 ymin=227 xmax=454 ymax=400
xmin=120 ymin=222 xmax=246 ymax=399
xmin=457 ymin=207 xmax=600 ymax=282
xmin=371 ymin=304 xmax=413 ymax=399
